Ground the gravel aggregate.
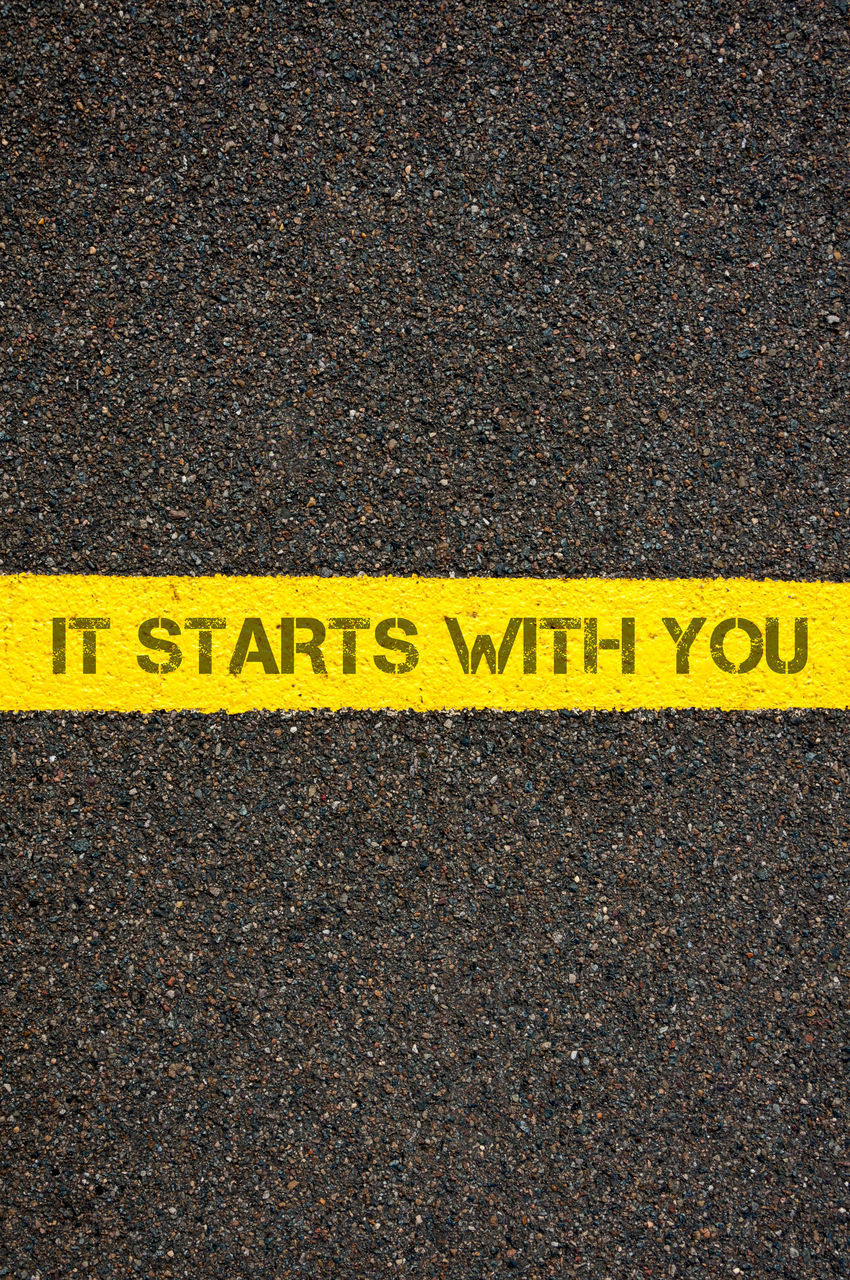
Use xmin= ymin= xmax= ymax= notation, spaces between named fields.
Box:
xmin=1 ymin=2 xmax=848 ymax=1277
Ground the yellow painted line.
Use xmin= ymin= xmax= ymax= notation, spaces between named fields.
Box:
xmin=0 ymin=575 xmax=845 ymax=711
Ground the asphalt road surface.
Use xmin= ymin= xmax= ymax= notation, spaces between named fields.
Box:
xmin=1 ymin=3 xmax=847 ymax=1277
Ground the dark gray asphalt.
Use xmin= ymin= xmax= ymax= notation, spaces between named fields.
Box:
xmin=0 ymin=3 xmax=847 ymax=1277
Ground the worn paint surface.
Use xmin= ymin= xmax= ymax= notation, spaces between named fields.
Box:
xmin=0 ymin=575 xmax=844 ymax=711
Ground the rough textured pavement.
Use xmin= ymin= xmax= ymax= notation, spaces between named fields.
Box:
xmin=1 ymin=3 xmax=847 ymax=1277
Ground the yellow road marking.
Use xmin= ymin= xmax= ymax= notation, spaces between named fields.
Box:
xmin=0 ymin=575 xmax=845 ymax=711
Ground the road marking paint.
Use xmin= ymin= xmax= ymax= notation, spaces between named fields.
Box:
xmin=0 ymin=575 xmax=844 ymax=711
